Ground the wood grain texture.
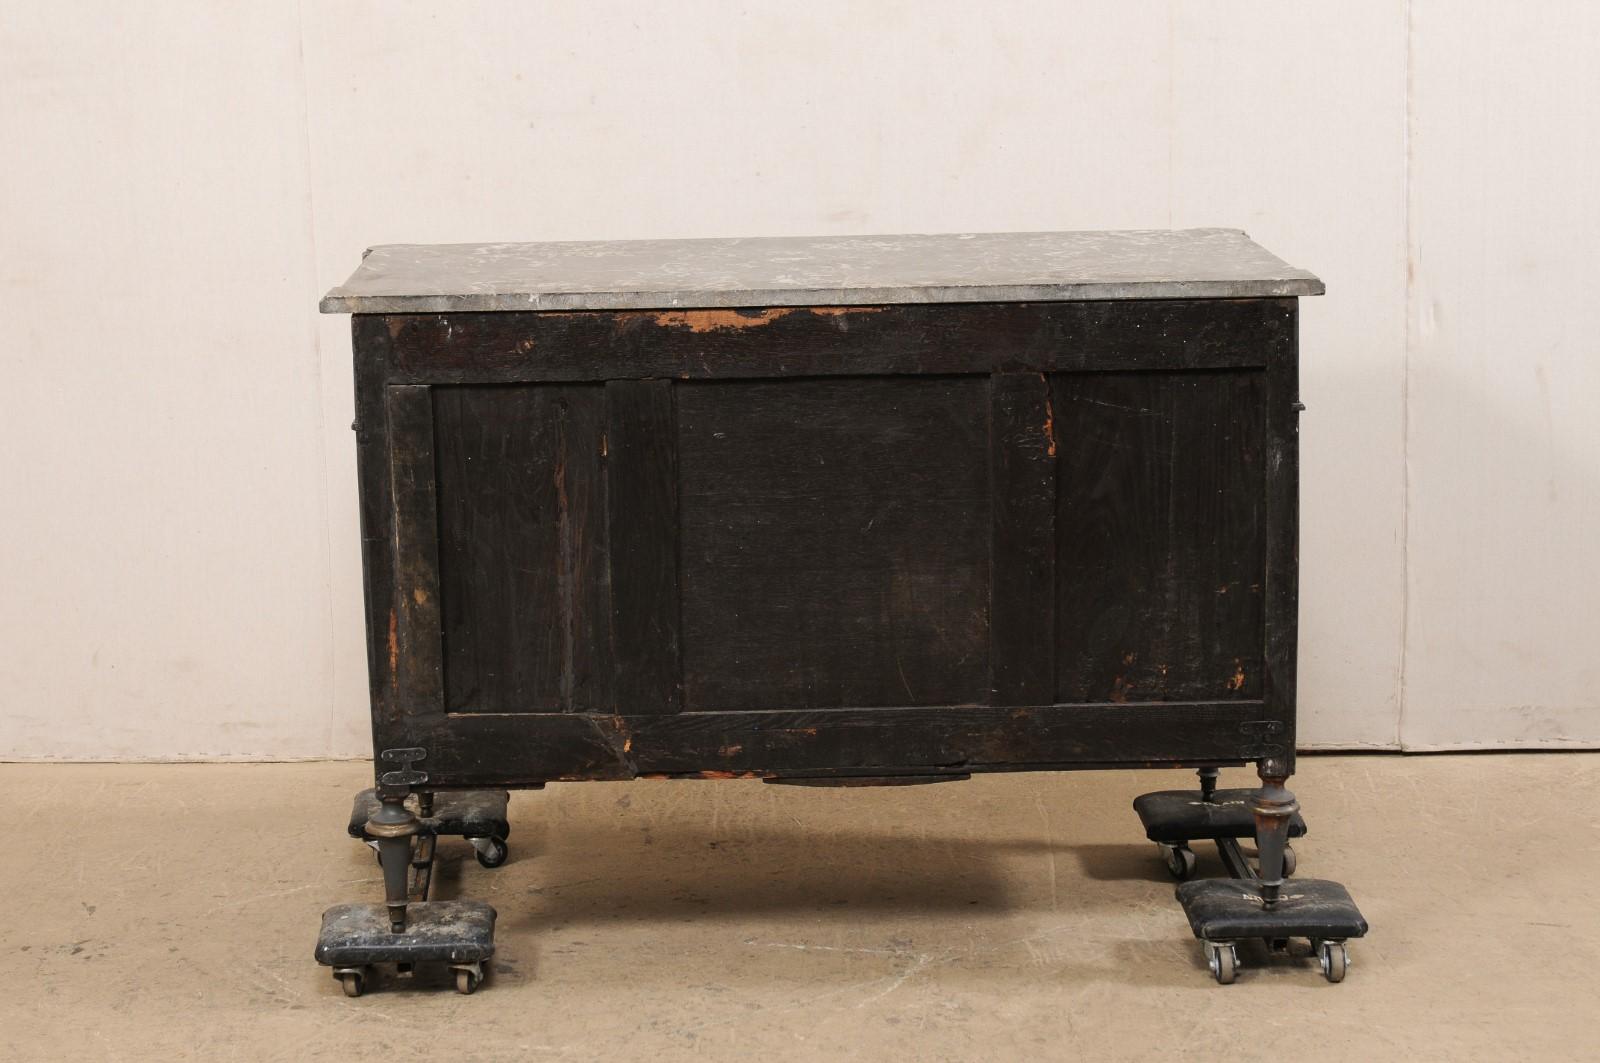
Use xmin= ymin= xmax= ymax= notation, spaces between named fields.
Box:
xmin=386 ymin=385 xmax=445 ymax=721
xmin=676 ymin=376 xmax=990 ymax=711
xmin=381 ymin=300 xmax=1292 ymax=384
xmin=352 ymin=317 xmax=401 ymax=752
xmin=408 ymin=701 xmax=1272 ymax=787
xmin=1053 ymin=370 xmax=1266 ymax=704
xmin=990 ymin=373 xmax=1057 ymax=703
xmin=606 ymin=379 xmax=682 ymax=714
xmin=354 ymin=298 xmax=1300 ymax=785
xmin=432 ymin=385 xmax=608 ymax=713
xmin=1261 ymin=314 xmax=1300 ymax=772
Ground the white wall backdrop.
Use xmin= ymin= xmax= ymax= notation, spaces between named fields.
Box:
xmin=1 ymin=1 xmax=1594 ymax=759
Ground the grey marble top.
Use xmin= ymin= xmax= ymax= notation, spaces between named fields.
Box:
xmin=320 ymin=229 xmax=1323 ymax=314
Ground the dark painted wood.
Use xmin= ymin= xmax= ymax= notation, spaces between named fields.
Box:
xmin=380 ymin=300 xmax=1293 ymax=384
xmin=677 ymin=376 xmax=990 ymax=711
xmin=351 ymin=316 xmax=400 ymax=753
xmin=1052 ymin=370 xmax=1266 ymax=704
xmin=409 ymin=701 xmax=1276 ymax=788
xmin=386 ymin=385 xmax=445 ymax=721
xmin=349 ymin=298 xmax=1302 ymax=788
xmin=432 ymin=385 xmax=608 ymax=713
xmin=1261 ymin=311 xmax=1301 ymax=775
xmin=989 ymin=373 xmax=1057 ymax=703
xmin=605 ymin=379 xmax=682 ymax=714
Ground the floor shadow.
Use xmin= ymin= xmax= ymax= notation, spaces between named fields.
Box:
xmin=1069 ymin=842 xmax=1182 ymax=883
xmin=329 ymin=806 xmax=1288 ymax=992
xmin=492 ymin=821 xmax=1020 ymax=933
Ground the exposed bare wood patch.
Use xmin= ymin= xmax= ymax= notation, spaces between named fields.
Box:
xmin=649 ymin=308 xmax=796 ymax=332
xmin=1042 ymin=386 xmax=1057 ymax=457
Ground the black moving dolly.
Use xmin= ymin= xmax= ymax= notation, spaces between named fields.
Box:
xmin=1135 ymin=767 xmax=1367 ymax=984
xmin=314 ymin=749 xmax=518 ymax=996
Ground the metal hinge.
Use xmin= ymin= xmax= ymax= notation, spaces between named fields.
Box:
xmin=1239 ymin=720 xmax=1288 ymax=759
xmin=378 ymin=746 xmax=428 ymax=790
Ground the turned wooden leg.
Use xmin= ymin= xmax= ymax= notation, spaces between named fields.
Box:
xmin=1252 ymin=762 xmax=1298 ymax=906
xmin=366 ymin=790 xmax=419 ymax=932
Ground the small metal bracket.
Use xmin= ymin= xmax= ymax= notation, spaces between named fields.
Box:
xmin=379 ymin=747 xmax=428 ymax=790
xmin=1238 ymin=720 xmax=1287 ymax=760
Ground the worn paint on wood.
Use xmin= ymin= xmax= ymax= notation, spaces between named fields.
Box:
xmin=349 ymin=293 xmax=1301 ymax=786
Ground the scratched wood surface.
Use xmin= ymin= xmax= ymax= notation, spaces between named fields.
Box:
xmin=605 ymin=379 xmax=682 ymax=715
xmin=379 ymin=300 xmax=1291 ymax=382
xmin=351 ymin=299 xmax=1299 ymax=785
xmin=432 ymin=384 xmax=608 ymax=713
xmin=678 ymin=376 xmax=990 ymax=711
xmin=1053 ymin=370 xmax=1266 ymax=703
xmin=989 ymin=373 xmax=1058 ymax=704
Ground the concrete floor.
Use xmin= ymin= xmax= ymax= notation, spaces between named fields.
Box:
xmin=1 ymin=755 xmax=1594 ymax=1062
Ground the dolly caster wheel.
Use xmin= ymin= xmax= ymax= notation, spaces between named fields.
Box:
xmin=335 ymin=967 xmax=368 ymax=998
xmin=1317 ymin=940 xmax=1348 ymax=983
xmin=1205 ymin=942 xmax=1237 ymax=985
xmin=453 ymin=962 xmax=483 ymax=994
xmin=1159 ymin=843 xmax=1197 ymax=881
xmin=1250 ymin=844 xmax=1296 ymax=878
xmin=473 ymin=837 xmax=509 ymax=869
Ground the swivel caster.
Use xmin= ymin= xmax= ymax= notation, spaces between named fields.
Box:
xmin=453 ymin=961 xmax=484 ymax=994
xmin=472 ymin=836 xmax=509 ymax=869
xmin=335 ymin=966 xmax=368 ymax=998
xmin=1205 ymin=942 xmax=1237 ymax=985
xmin=1316 ymin=940 xmax=1348 ymax=983
xmin=1159 ymin=842 xmax=1197 ymax=880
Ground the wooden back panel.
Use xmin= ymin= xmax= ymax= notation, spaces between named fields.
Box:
xmin=352 ymin=300 xmax=1297 ymax=784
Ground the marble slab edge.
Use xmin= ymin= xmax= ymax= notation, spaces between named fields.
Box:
xmin=320 ymin=278 xmax=1325 ymax=315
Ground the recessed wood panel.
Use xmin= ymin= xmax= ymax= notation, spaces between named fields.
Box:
xmin=432 ymin=384 xmax=608 ymax=713
xmin=677 ymin=377 xmax=991 ymax=711
xmin=1054 ymin=371 xmax=1266 ymax=703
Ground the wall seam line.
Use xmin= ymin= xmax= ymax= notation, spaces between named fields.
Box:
xmin=1397 ymin=0 xmax=1415 ymax=751
xmin=293 ymin=0 xmax=338 ymax=757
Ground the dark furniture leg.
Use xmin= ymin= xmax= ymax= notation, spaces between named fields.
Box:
xmin=1251 ymin=763 xmax=1297 ymax=906
xmin=1163 ymin=759 xmax=1368 ymax=985
xmin=347 ymin=785 xmax=514 ymax=870
xmin=314 ymin=749 xmax=499 ymax=997
xmin=367 ymin=788 xmax=420 ymax=932
xmin=1133 ymin=766 xmax=1305 ymax=882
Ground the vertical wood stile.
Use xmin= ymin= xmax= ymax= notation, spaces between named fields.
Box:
xmin=606 ymin=378 xmax=683 ymax=714
xmin=1260 ymin=301 xmax=1301 ymax=772
xmin=990 ymin=372 xmax=1058 ymax=704
xmin=386 ymin=384 xmax=446 ymax=723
